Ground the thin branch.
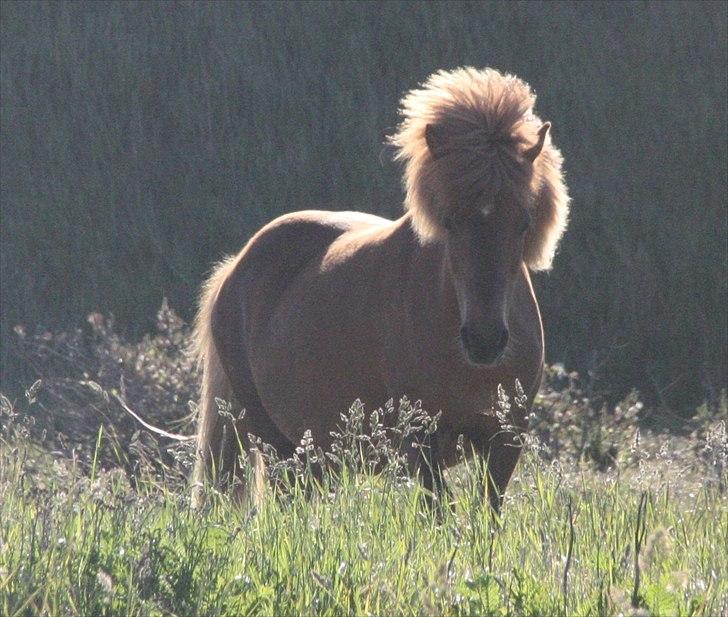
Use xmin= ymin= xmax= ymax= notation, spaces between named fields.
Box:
xmin=112 ymin=392 xmax=195 ymax=441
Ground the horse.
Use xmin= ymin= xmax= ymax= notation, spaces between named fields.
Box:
xmin=191 ymin=67 xmax=569 ymax=510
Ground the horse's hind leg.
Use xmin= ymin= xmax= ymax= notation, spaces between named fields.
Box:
xmin=209 ymin=284 xmax=296 ymax=504
xmin=233 ymin=396 xmax=296 ymax=501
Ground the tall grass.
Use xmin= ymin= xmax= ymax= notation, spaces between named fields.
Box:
xmin=2 ymin=398 xmax=727 ymax=615
xmin=1 ymin=1 xmax=726 ymax=412
xmin=2 ymin=305 xmax=726 ymax=615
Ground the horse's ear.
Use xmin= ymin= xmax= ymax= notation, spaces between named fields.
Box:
xmin=425 ymin=123 xmax=449 ymax=159
xmin=523 ymin=122 xmax=551 ymax=162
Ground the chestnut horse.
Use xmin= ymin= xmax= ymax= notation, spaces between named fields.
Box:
xmin=192 ymin=67 xmax=569 ymax=509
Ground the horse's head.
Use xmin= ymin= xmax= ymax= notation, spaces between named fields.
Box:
xmin=443 ymin=198 xmax=531 ymax=365
xmin=426 ymin=122 xmax=551 ymax=366
xmin=390 ymin=67 xmax=570 ymax=365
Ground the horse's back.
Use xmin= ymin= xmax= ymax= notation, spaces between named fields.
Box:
xmin=249 ymin=209 xmax=390 ymax=256
xmin=220 ymin=209 xmax=389 ymax=320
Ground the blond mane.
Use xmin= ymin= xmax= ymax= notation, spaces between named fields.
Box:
xmin=389 ymin=67 xmax=569 ymax=270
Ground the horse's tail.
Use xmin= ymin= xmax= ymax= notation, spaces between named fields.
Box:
xmin=190 ymin=255 xmax=239 ymax=506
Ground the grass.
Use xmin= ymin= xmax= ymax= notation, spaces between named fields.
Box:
xmin=1 ymin=397 xmax=726 ymax=615
xmin=1 ymin=309 xmax=726 ymax=615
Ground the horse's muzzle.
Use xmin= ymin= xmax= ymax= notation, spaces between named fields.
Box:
xmin=460 ymin=325 xmax=509 ymax=365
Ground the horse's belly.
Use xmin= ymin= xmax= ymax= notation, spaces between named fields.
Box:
xmin=251 ymin=339 xmax=387 ymax=448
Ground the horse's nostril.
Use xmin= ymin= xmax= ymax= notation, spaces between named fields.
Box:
xmin=459 ymin=326 xmax=471 ymax=348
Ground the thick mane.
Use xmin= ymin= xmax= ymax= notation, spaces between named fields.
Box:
xmin=390 ymin=66 xmax=569 ymax=271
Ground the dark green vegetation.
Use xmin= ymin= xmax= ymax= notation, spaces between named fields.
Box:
xmin=1 ymin=1 xmax=726 ymax=413
xmin=1 ymin=313 xmax=727 ymax=615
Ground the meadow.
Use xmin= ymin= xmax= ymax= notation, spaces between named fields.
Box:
xmin=1 ymin=2 xmax=727 ymax=614
xmin=1 ymin=309 xmax=726 ymax=616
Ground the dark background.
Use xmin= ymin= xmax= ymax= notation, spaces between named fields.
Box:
xmin=1 ymin=1 xmax=726 ymax=416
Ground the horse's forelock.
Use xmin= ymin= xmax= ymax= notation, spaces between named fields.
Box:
xmin=390 ymin=67 xmax=569 ymax=269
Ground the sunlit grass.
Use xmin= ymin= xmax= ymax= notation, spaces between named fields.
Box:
xmin=1 ymin=419 xmax=726 ymax=616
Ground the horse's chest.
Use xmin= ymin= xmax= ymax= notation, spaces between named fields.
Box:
xmin=410 ymin=341 xmax=542 ymax=436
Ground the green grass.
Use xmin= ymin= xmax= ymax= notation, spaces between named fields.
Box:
xmin=2 ymin=318 xmax=726 ymax=614
xmin=2 ymin=422 xmax=726 ymax=615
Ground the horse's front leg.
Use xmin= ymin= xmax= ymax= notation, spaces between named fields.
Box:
xmin=471 ymin=431 xmax=523 ymax=514
xmin=409 ymin=434 xmax=451 ymax=516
